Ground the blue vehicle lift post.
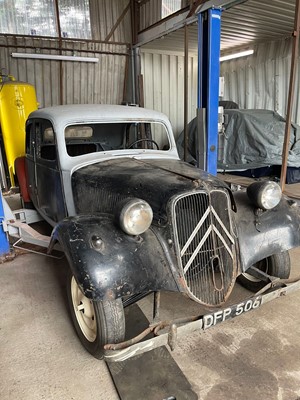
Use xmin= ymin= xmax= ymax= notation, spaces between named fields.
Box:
xmin=197 ymin=8 xmax=222 ymax=175
xmin=0 ymin=192 xmax=10 ymax=256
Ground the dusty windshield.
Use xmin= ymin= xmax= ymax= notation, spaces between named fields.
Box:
xmin=63 ymin=121 xmax=171 ymax=157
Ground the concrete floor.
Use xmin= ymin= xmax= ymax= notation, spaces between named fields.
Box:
xmin=1 ymin=248 xmax=300 ymax=400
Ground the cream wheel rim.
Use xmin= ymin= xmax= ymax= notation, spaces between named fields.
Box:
xmin=70 ymin=276 xmax=97 ymax=342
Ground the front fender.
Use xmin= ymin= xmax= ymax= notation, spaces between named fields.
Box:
xmin=233 ymin=191 xmax=300 ymax=271
xmin=50 ymin=214 xmax=179 ymax=300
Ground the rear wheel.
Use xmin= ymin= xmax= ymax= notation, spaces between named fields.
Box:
xmin=66 ymin=269 xmax=125 ymax=359
xmin=237 ymin=251 xmax=291 ymax=292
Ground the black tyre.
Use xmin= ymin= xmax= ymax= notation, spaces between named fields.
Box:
xmin=66 ymin=269 xmax=125 ymax=359
xmin=237 ymin=251 xmax=291 ymax=292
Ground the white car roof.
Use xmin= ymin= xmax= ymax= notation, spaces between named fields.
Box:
xmin=29 ymin=104 xmax=171 ymax=125
xmin=28 ymin=103 xmax=179 ymax=173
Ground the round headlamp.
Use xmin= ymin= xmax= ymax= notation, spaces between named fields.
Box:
xmin=247 ymin=181 xmax=282 ymax=210
xmin=119 ymin=199 xmax=153 ymax=235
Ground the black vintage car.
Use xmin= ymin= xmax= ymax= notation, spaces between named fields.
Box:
xmin=19 ymin=104 xmax=300 ymax=359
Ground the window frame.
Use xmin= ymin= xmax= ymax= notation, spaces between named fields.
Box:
xmin=35 ymin=119 xmax=59 ymax=166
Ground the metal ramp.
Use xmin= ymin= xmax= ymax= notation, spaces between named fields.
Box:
xmin=2 ymin=195 xmax=62 ymax=257
xmin=106 ymin=304 xmax=198 ymax=400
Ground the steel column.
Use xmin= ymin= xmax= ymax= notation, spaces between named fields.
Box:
xmin=197 ymin=8 xmax=222 ymax=175
xmin=280 ymin=0 xmax=300 ymax=190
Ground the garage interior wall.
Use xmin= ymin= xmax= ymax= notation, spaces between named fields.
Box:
xmin=141 ymin=36 xmax=300 ymax=140
xmin=141 ymin=49 xmax=198 ymax=139
xmin=221 ymin=37 xmax=300 ymax=125
xmin=139 ymin=0 xmax=161 ymax=30
xmin=0 ymin=0 xmax=131 ymax=108
xmin=138 ymin=0 xmax=189 ymax=31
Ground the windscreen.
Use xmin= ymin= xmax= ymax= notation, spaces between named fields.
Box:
xmin=64 ymin=121 xmax=170 ymax=157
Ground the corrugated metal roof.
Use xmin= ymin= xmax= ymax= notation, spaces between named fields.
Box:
xmin=141 ymin=0 xmax=296 ymax=53
xmin=221 ymin=0 xmax=295 ymax=50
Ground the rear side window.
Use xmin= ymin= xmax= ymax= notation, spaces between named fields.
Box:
xmin=36 ymin=120 xmax=57 ymax=162
xmin=25 ymin=122 xmax=35 ymax=157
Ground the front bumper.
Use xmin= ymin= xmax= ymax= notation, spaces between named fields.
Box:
xmin=104 ymin=276 xmax=300 ymax=362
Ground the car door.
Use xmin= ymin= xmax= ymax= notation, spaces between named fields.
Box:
xmin=34 ymin=119 xmax=66 ymax=223
xmin=25 ymin=120 xmax=38 ymax=207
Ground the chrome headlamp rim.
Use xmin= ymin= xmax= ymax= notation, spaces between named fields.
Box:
xmin=119 ymin=198 xmax=153 ymax=236
xmin=247 ymin=181 xmax=282 ymax=210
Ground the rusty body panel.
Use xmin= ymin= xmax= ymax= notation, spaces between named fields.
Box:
xmin=50 ymin=214 xmax=180 ymax=300
xmin=71 ymin=158 xmax=232 ymax=219
xmin=233 ymin=191 xmax=300 ymax=270
xmin=49 ymin=157 xmax=300 ymax=303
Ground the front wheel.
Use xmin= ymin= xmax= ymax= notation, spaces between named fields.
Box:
xmin=237 ymin=251 xmax=291 ymax=292
xmin=66 ymin=270 xmax=125 ymax=359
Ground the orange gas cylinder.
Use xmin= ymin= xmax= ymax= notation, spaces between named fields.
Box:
xmin=0 ymin=74 xmax=38 ymax=187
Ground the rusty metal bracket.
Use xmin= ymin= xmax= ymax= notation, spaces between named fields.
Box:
xmin=104 ymin=276 xmax=300 ymax=362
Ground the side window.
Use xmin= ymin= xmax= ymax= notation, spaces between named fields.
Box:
xmin=36 ymin=120 xmax=57 ymax=162
xmin=25 ymin=121 xmax=35 ymax=157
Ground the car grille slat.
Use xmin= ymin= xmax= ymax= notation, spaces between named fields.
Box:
xmin=173 ymin=190 xmax=236 ymax=306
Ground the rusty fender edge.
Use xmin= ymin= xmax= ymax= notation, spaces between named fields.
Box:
xmin=233 ymin=191 xmax=300 ymax=271
xmin=104 ymin=276 xmax=300 ymax=362
xmin=49 ymin=214 xmax=178 ymax=300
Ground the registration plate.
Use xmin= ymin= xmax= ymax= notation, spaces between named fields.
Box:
xmin=202 ymin=296 xmax=262 ymax=330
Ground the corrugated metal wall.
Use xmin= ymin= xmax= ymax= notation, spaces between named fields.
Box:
xmin=141 ymin=50 xmax=198 ymax=139
xmin=220 ymin=37 xmax=300 ymax=125
xmin=0 ymin=0 xmax=131 ymax=108
xmin=138 ymin=0 xmax=188 ymax=31
xmin=139 ymin=0 xmax=161 ymax=31
xmin=89 ymin=0 xmax=131 ymax=42
xmin=141 ymin=36 xmax=300 ymax=140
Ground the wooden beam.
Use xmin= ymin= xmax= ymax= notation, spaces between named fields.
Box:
xmin=123 ymin=56 xmax=129 ymax=103
xmin=280 ymin=0 xmax=300 ymax=190
xmin=53 ymin=0 xmax=63 ymax=105
xmin=186 ymin=0 xmax=206 ymax=18
xmin=131 ymin=0 xmax=138 ymax=44
xmin=138 ymin=75 xmax=144 ymax=108
xmin=1 ymin=33 xmax=130 ymax=46
xmin=105 ymin=2 xmax=130 ymax=42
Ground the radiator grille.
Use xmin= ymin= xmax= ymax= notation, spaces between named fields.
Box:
xmin=173 ymin=190 xmax=236 ymax=306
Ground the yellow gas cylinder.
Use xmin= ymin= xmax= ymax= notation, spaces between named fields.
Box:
xmin=0 ymin=75 xmax=38 ymax=187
